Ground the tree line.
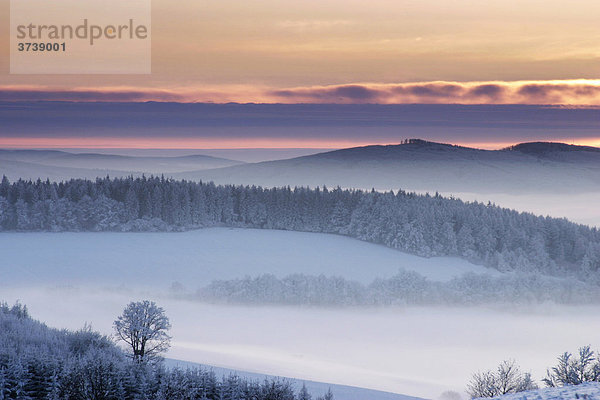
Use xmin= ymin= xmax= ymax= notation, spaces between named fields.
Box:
xmin=1 ymin=176 xmax=599 ymax=283
xmin=194 ymin=270 xmax=600 ymax=306
xmin=468 ymin=346 xmax=600 ymax=398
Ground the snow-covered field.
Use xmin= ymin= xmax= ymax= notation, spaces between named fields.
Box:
xmin=165 ymin=359 xmax=424 ymax=400
xmin=2 ymin=288 xmax=599 ymax=400
xmin=1 ymin=229 xmax=598 ymax=399
xmin=0 ymin=228 xmax=496 ymax=288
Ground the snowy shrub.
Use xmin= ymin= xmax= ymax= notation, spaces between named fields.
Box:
xmin=467 ymin=360 xmax=538 ymax=398
xmin=543 ymin=346 xmax=600 ymax=387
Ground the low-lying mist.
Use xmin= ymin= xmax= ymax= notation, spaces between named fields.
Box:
xmin=2 ymin=285 xmax=598 ymax=399
xmin=2 ymin=227 xmax=598 ymax=399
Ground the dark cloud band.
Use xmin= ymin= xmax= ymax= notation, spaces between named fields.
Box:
xmin=268 ymin=81 xmax=600 ymax=105
xmin=1 ymin=80 xmax=600 ymax=105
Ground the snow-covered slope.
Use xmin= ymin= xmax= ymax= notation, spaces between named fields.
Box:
xmin=482 ymin=382 xmax=600 ymax=400
xmin=165 ymin=359 xmax=425 ymax=400
xmin=5 ymin=289 xmax=600 ymax=400
xmin=0 ymin=228 xmax=497 ymax=288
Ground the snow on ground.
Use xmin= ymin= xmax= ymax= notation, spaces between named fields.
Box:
xmin=1 ymin=229 xmax=596 ymax=399
xmin=165 ymin=359 xmax=425 ymax=400
xmin=1 ymin=287 xmax=599 ymax=400
xmin=0 ymin=228 xmax=497 ymax=288
xmin=483 ymin=382 xmax=600 ymax=400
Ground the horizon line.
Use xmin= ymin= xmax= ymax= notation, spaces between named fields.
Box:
xmin=1 ymin=138 xmax=599 ymax=152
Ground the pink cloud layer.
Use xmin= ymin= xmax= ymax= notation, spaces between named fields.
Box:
xmin=2 ymin=80 xmax=600 ymax=105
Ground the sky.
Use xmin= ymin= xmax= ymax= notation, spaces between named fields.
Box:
xmin=1 ymin=103 xmax=599 ymax=149
xmin=1 ymin=0 xmax=599 ymax=148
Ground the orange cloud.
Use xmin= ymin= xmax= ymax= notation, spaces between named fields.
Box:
xmin=2 ymin=80 xmax=600 ymax=105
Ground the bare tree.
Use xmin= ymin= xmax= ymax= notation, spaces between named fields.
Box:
xmin=114 ymin=300 xmax=171 ymax=363
xmin=496 ymin=360 xmax=537 ymax=394
xmin=467 ymin=360 xmax=538 ymax=398
xmin=467 ymin=370 xmax=498 ymax=398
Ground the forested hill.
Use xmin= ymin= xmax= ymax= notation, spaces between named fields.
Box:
xmin=1 ymin=176 xmax=599 ymax=282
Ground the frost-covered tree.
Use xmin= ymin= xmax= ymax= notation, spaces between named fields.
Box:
xmin=543 ymin=346 xmax=600 ymax=387
xmin=298 ymin=383 xmax=312 ymax=400
xmin=467 ymin=360 xmax=537 ymax=398
xmin=198 ymin=270 xmax=600 ymax=306
xmin=113 ymin=301 xmax=171 ymax=363
xmin=317 ymin=388 xmax=334 ymax=400
xmin=258 ymin=379 xmax=296 ymax=400
xmin=467 ymin=370 xmax=499 ymax=398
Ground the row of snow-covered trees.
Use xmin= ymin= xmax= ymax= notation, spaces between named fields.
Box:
xmin=1 ymin=176 xmax=599 ymax=281
xmin=467 ymin=346 xmax=600 ymax=398
xmin=195 ymin=271 xmax=600 ymax=306
xmin=0 ymin=303 xmax=328 ymax=400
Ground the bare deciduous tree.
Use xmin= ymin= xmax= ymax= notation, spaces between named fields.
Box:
xmin=467 ymin=370 xmax=498 ymax=398
xmin=467 ymin=360 xmax=538 ymax=398
xmin=114 ymin=300 xmax=171 ymax=363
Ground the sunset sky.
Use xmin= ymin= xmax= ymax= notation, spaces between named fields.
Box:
xmin=1 ymin=0 xmax=599 ymax=148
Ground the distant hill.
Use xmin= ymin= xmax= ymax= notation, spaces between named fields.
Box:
xmin=4 ymin=140 xmax=600 ymax=225
xmin=506 ymin=141 xmax=600 ymax=153
xmin=178 ymin=139 xmax=600 ymax=194
xmin=0 ymin=149 xmax=244 ymax=181
xmin=504 ymin=141 xmax=600 ymax=162
xmin=0 ymin=158 xmax=132 ymax=182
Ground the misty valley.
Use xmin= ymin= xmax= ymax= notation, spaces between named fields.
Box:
xmin=1 ymin=164 xmax=600 ymax=399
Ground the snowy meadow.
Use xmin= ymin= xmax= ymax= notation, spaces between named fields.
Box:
xmin=2 ymin=285 xmax=599 ymax=399
xmin=0 ymin=228 xmax=492 ymax=288
xmin=1 ymin=228 xmax=599 ymax=399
